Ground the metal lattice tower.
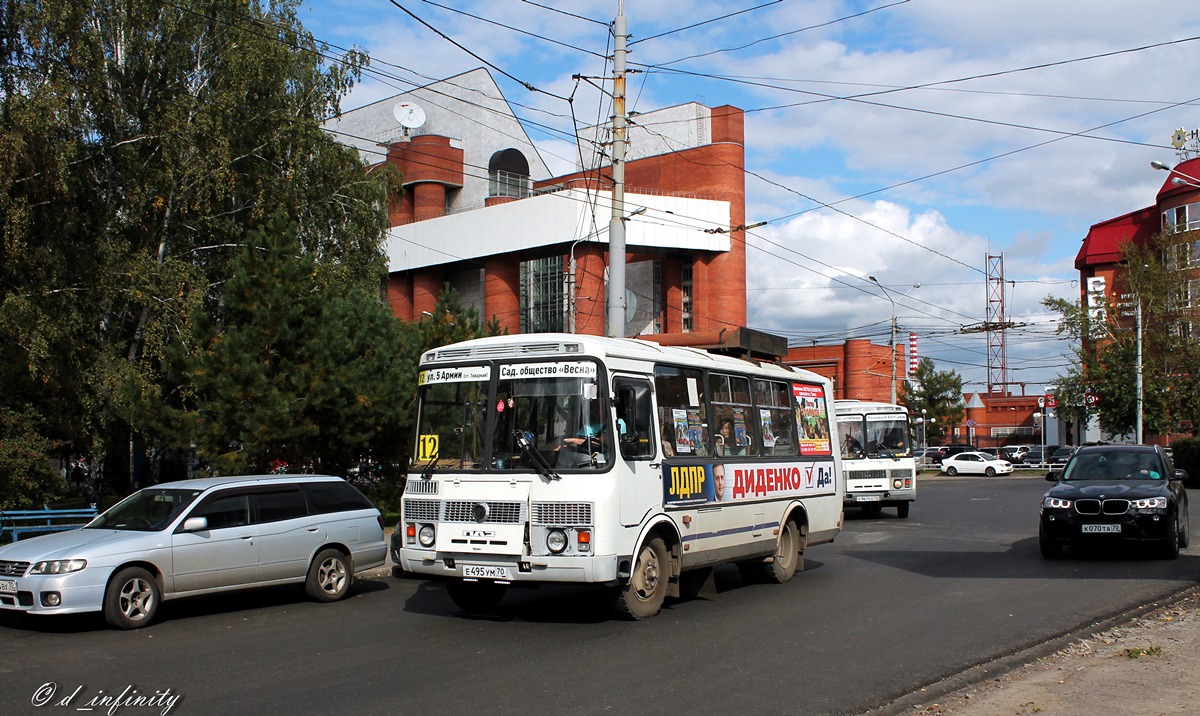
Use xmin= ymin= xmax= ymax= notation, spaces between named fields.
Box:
xmin=986 ymin=254 xmax=1007 ymax=394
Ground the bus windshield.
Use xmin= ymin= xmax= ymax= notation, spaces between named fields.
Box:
xmin=838 ymin=413 xmax=911 ymax=459
xmin=865 ymin=414 xmax=911 ymax=458
xmin=492 ymin=361 xmax=610 ymax=471
xmin=413 ymin=360 xmax=611 ymax=473
xmin=414 ymin=366 xmax=491 ymax=471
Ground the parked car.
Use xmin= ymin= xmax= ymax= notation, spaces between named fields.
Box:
xmin=1047 ymin=446 xmax=1077 ymax=468
xmin=997 ymin=447 xmax=1024 ymax=464
xmin=0 ymin=475 xmax=387 ymax=629
xmin=1023 ymin=445 xmax=1060 ymax=465
xmin=917 ymin=447 xmax=942 ymax=464
xmin=1039 ymin=444 xmax=1190 ymax=559
xmin=940 ymin=451 xmax=1014 ymax=477
xmin=936 ymin=444 xmax=976 ymax=463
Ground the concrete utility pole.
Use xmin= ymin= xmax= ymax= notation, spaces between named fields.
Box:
xmin=606 ymin=0 xmax=629 ymax=338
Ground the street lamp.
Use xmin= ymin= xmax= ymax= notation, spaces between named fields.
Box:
xmin=1152 ymin=160 xmax=1200 ymax=189
xmin=868 ymin=276 xmax=920 ymax=404
xmin=1033 ymin=412 xmax=1044 ymax=464
xmin=919 ymin=408 xmax=927 ymax=464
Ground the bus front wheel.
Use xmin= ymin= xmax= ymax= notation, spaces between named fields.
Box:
xmin=615 ymin=537 xmax=669 ymax=620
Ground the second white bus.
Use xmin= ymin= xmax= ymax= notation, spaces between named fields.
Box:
xmin=834 ymin=399 xmax=916 ymax=518
xmin=398 ymin=333 xmax=844 ymax=619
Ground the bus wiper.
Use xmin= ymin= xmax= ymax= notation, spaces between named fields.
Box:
xmin=418 ymin=451 xmax=439 ymax=480
xmin=514 ymin=430 xmax=560 ymax=481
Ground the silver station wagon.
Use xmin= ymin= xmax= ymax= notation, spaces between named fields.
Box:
xmin=0 ymin=475 xmax=387 ymax=629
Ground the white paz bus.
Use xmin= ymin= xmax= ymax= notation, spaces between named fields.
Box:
xmin=398 ymin=332 xmax=843 ymax=619
xmin=834 ymin=400 xmax=916 ymax=518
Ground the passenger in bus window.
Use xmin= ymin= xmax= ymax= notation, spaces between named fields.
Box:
xmin=660 ymin=424 xmax=676 ymax=457
xmin=716 ymin=418 xmax=739 ymax=456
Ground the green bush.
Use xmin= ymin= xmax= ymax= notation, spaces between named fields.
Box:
xmin=1172 ymin=437 xmax=1200 ymax=486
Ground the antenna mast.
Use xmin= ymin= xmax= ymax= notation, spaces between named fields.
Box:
xmin=986 ymin=254 xmax=1008 ymax=394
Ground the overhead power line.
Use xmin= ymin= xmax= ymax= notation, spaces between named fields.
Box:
xmin=381 ymin=0 xmax=570 ymax=100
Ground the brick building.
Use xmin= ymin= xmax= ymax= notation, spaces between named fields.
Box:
xmin=1075 ymin=152 xmax=1200 ymax=442
xmin=325 ymin=69 xmax=748 ymax=336
xmin=784 ymin=339 xmax=902 ymax=402
xmin=786 ymin=339 xmax=1047 ymax=448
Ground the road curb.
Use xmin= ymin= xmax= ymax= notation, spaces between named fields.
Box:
xmin=860 ymin=585 xmax=1200 ymax=716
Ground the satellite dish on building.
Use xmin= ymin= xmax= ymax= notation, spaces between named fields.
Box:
xmin=393 ymin=102 xmax=426 ymax=130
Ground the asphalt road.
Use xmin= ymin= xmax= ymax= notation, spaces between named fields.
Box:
xmin=1 ymin=476 xmax=1196 ymax=716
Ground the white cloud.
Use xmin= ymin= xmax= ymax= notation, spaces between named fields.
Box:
xmin=302 ymin=0 xmax=1200 ymax=388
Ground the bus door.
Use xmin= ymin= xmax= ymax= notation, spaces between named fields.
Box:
xmin=613 ymin=375 xmax=657 ymax=526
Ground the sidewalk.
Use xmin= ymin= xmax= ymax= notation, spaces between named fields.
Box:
xmin=896 ymin=588 xmax=1200 ymax=716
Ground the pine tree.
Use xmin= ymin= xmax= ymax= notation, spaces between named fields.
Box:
xmin=900 ymin=358 xmax=965 ymax=445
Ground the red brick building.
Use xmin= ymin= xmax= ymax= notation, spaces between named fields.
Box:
xmin=783 ymin=339 xmax=901 ymax=402
xmin=1074 ymin=152 xmax=1200 ymax=442
xmin=326 ymin=69 xmax=747 ymax=336
xmin=1077 ymin=156 xmax=1200 ymax=315
xmin=785 ymin=339 xmax=1046 ymax=447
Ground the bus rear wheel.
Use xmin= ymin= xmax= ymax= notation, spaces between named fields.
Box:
xmin=614 ymin=537 xmax=669 ymax=620
xmin=738 ymin=519 xmax=803 ymax=584
xmin=764 ymin=519 xmax=802 ymax=583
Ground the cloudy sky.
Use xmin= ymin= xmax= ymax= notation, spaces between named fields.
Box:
xmin=301 ymin=0 xmax=1200 ymax=393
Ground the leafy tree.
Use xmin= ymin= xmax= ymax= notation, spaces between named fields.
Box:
xmin=1044 ymin=229 xmax=1200 ymax=439
xmin=392 ymin=284 xmax=505 ymax=461
xmin=1173 ymin=437 xmax=1200 ymax=487
xmin=0 ymin=0 xmax=391 ymax=501
xmin=900 ymin=357 xmax=965 ymax=445
xmin=156 ymin=215 xmax=410 ymax=476
xmin=0 ymin=407 xmax=67 ymax=509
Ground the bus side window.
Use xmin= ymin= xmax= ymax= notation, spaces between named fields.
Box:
xmin=614 ymin=379 xmax=654 ymax=460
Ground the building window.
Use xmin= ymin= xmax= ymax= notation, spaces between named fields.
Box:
xmin=488 ymin=149 xmax=531 ymax=199
xmin=520 ymin=256 xmax=564 ymax=333
xmin=681 ymin=262 xmax=693 ymax=332
xmin=1161 ymin=204 xmax=1200 ymax=261
xmin=624 ymin=260 xmax=662 ymax=336
xmin=490 ymin=170 xmax=531 ymax=199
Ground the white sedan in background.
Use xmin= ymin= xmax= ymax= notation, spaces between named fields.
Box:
xmin=940 ymin=451 xmax=1014 ymax=477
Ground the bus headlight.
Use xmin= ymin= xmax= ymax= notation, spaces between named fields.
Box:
xmin=546 ymin=529 xmax=569 ymax=554
xmin=892 ymin=479 xmax=903 ymax=489
xmin=418 ymin=524 xmax=436 ymax=547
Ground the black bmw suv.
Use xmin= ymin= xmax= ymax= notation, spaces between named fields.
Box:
xmin=1039 ymin=444 xmax=1190 ymax=559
